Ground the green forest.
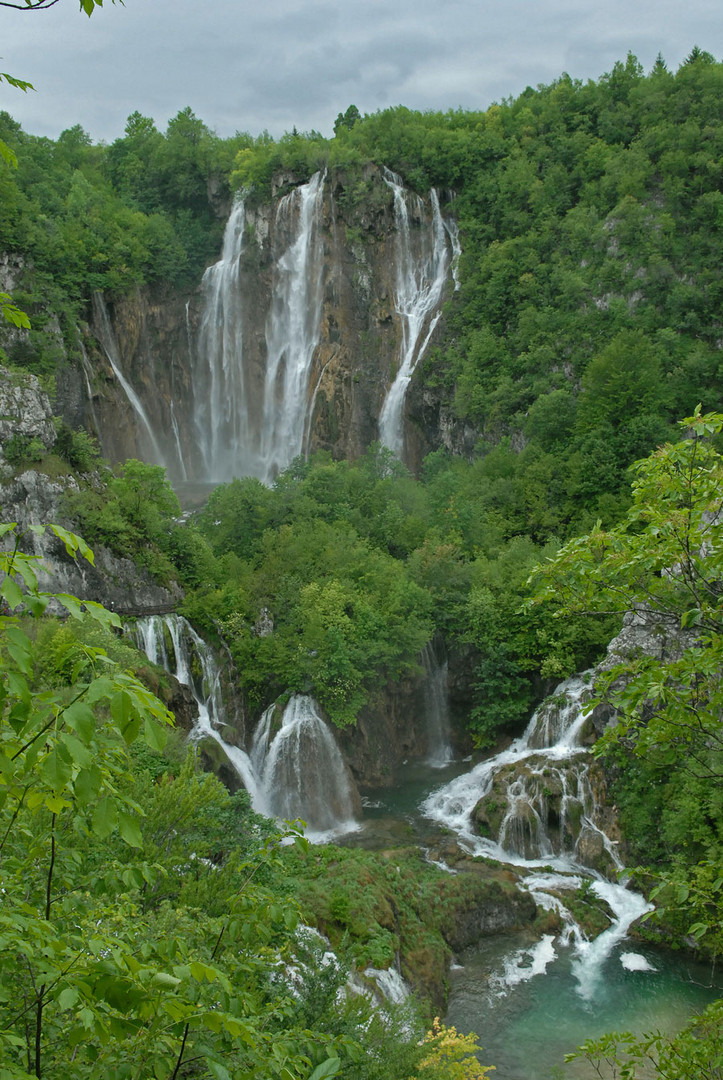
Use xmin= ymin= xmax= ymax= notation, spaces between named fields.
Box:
xmin=0 ymin=44 xmax=722 ymax=1080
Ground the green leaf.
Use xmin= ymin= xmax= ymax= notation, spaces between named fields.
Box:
xmin=57 ymin=987 xmax=79 ymax=1011
xmin=0 ymin=71 xmax=34 ymax=92
xmin=55 ymin=593 xmax=84 ymax=620
xmin=110 ymin=691 xmax=134 ymax=736
xmin=92 ymin=796 xmax=118 ymax=839
xmin=151 ymin=972 xmax=181 ymax=990
xmin=74 ymin=764 xmax=102 ymax=807
xmin=309 ymin=1059 xmax=342 ymax=1080
xmin=143 ymin=716 xmax=167 ymax=752
xmin=44 ymin=794 xmax=71 ymax=814
xmin=41 ymin=748 xmax=73 ymax=793
xmin=1 ymin=576 xmax=24 ymax=611
xmin=64 ymin=701 xmax=96 ymax=743
xmin=61 ymin=733 xmax=93 ymax=769
xmin=118 ymin=811 xmax=143 ymax=848
xmin=207 ymin=1063 xmax=231 ymax=1080
xmin=7 ymin=670 xmax=30 ymax=704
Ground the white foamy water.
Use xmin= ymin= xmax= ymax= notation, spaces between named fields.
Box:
xmin=422 ymin=673 xmax=653 ymax=999
xmin=379 ymin=170 xmax=457 ymax=458
xmin=620 ymin=951 xmax=658 ymax=973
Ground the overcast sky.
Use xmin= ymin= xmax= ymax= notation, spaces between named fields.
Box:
xmin=1 ymin=0 xmax=721 ymax=144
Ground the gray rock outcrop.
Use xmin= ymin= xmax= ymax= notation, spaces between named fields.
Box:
xmin=0 ymin=368 xmax=56 ymax=461
xmin=0 ymin=469 xmax=181 ymax=614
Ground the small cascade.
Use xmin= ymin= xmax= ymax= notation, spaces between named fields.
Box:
xmin=379 ymin=170 xmax=455 ymax=458
xmin=131 ymin=614 xmax=258 ymax=799
xmin=92 ymin=293 xmax=166 ymax=467
xmin=132 ymin=619 xmax=358 ymax=839
xmin=422 ymin=673 xmax=653 ymax=999
xmin=420 ymin=640 xmax=453 ymax=767
xmin=250 ymin=694 xmax=359 ymax=838
xmin=364 ymin=966 xmax=410 ymax=1004
xmin=169 ymin=323 xmax=189 ymax=482
xmin=193 ymin=175 xmax=326 ymax=485
xmin=169 ymin=401 xmax=188 ymax=483
xmin=445 ymin=215 xmax=462 ymax=291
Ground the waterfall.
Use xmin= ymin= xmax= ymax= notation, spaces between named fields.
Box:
xmin=422 ymin=674 xmax=652 ymax=997
xmin=421 ymin=640 xmax=453 ymax=767
xmin=92 ymin=293 xmax=166 ymax=467
xmin=379 ymin=170 xmax=455 ymax=458
xmin=194 ymin=200 xmax=249 ymax=481
xmin=131 ymin=619 xmax=357 ymax=838
xmin=131 ymin=614 xmax=258 ymax=799
xmin=170 ymin=317 xmax=189 ymax=482
xmin=78 ymin=340 xmax=101 ymax=439
xmin=250 ymin=694 xmax=359 ymax=839
xmin=364 ymin=966 xmax=410 ymax=1004
xmin=260 ymin=172 xmax=326 ymax=481
xmin=193 ymin=174 xmax=326 ymax=485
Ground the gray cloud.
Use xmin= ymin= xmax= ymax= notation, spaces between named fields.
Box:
xmin=0 ymin=0 xmax=720 ymax=142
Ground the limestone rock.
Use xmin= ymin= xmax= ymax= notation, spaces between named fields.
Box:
xmin=0 ymin=469 xmax=181 ymax=614
xmin=0 ymin=367 xmax=56 ymax=459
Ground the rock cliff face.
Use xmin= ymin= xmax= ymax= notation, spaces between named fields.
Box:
xmin=0 ymin=367 xmax=180 ymax=614
xmin=0 ymin=369 xmax=56 ymax=457
xmin=338 ymin=674 xmax=431 ymax=789
xmin=0 ymin=468 xmax=181 ymax=614
xmin=73 ymin=166 xmax=460 ymax=481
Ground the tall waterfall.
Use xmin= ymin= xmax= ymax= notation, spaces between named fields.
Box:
xmin=251 ymin=694 xmax=359 ymax=839
xmin=423 ymin=674 xmax=652 ymax=998
xmin=194 ymin=200 xmax=249 ymax=481
xmin=92 ymin=293 xmax=166 ymax=467
xmin=131 ymin=618 xmax=358 ymax=837
xmin=260 ymin=172 xmax=326 ymax=478
xmin=193 ymin=174 xmax=326 ymax=485
xmin=378 ymin=170 xmax=456 ymax=457
xmin=421 ymin=640 xmax=453 ymax=767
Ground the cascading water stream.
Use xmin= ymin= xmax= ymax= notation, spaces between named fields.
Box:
xmin=422 ymin=674 xmax=653 ymax=998
xmin=92 ymin=293 xmax=166 ymax=467
xmin=193 ymin=174 xmax=326 ymax=484
xmin=131 ymin=614 xmax=258 ymax=798
xmin=251 ymin=694 xmax=359 ymax=839
xmin=259 ymin=172 xmax=326 ymax=481
xmin=379 ymin=170 xmax=454 ymax=458
xmin=194 ymin=200 xmax=249 ymax=481
xmin=77 ymin=340 xmax=101 ymax=439
xmin=421 ymin=640 xmax=453 ymax=767
xmin=130 ymin=618 xmax=357 ymax=838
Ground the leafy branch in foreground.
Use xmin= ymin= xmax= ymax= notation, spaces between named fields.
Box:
xmin=565 ymin=998 xmax=723 ymax=1080
xmin=528 ymin=408 xmax=723 ymax=794
xmin=528 ymin=411 xmax=722 ymax=1076
xmin=0 ymin=523 xmax=419 ymax=1079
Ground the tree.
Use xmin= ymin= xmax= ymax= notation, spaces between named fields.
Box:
xmin=0 ymin=522 xmax=173 ymax=1076
xmin=0 ymin=523 xmax=360 ymax=1079
xmin=334 ymin=105 xmax=361 ymax=136
xmin=1 ymin=0 xmax=114 ymax=322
